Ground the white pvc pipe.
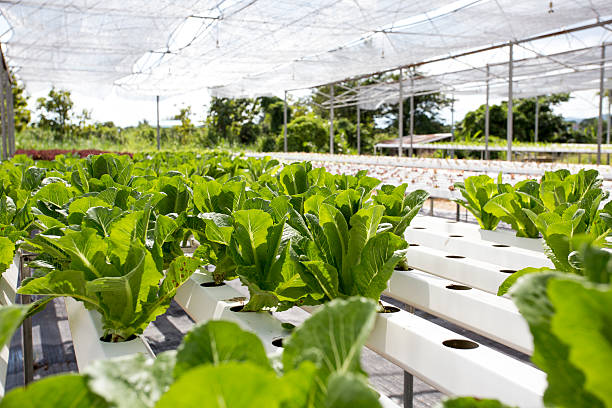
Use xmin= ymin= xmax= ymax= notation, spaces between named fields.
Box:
xmin=64 ymin=298 xmax=155 ymax=371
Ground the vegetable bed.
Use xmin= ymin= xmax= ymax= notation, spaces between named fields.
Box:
xmin=0 ymin=151 xmax=610 ymax=408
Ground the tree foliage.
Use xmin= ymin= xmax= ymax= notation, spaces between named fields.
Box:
xmin=36 ymin=87 xmax=75 ymax=141
xmin=457 ymin=94 xmax=573 ymax=143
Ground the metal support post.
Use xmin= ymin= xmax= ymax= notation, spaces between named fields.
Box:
xmin=597 ymin=44 xmax=605 ymax=165
xmin=606 ymin=89 xmax=612 ymax=165
xmin=534 ymin=96 xmax=539 ymax=143
xmin=283 ymin=91 xmax=288 ymax=152
xmin=507 ymin=43 xmax=514 ymax=162
xmin=356 ymin=105 xmax=361 ymax=155
xmin=429 ymin=198 xmax=434 ymax=216
xmin=410 ymin=77 xmax=415 ymax=158
xmin=607 ymin=90 xmax=611 ymax=145
xmin=485 ymin=64 xmax=490 ymax=160
xmin=7 ymin=77 xmax=14 ymax=157
xmin=450 ymin=95 xmax=455 ymax=159
xmin=1 ymin=72 xmax=6 ymax=160
xmin=403 ymin=371 xmax=414 ymax=408
xmin=456 ymin=203 xmax=460 ymax=221
xmin=19 ymin=252 xmax=34 ymax=384
xmin=330 ymin=85 xmax=334 ymax=155
xmin=399 ymin=68 xmax=404 ymax=157
xmin=156 ymin=96 xmax=161 ymax=151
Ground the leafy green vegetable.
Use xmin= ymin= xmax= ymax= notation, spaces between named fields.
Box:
xmin=0 ymin=304 xmax=29 ymax=349
xmin=510 ymin=273 xmax=604 ymax=407
xmin=174 ymin=320 xmax=271 ymax=377
xmin=483 ymin=180 xmax=543 ymax=238
xmin=297 ymin=203 xmax=407 ymax=303
xmin=283 ymin=297 xmax=377 ymax=406
xmin=548 ymin=279 xmax=612 ymax=407
xmin=19 ymin=228 xmax=200 ymax=341
xmin=0 ymin=236 xmax=15 ymax=275
xmin=0 ymin=374 xmax=109 ymax=408
xmin=454 ymin=175 xmax=501 ymax=230
xmin=373 ymin=185 xmax=428 ymax=236
xmin=441 ymin=397 xmax=515 ymax=407
xmin=157 ymin=362 xmax=290 ymax=408
xmin=85 ymin=353 xmax=175 ymax=408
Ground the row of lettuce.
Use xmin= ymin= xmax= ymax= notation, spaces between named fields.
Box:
xmin=0 ymin=151 xmax=610 ymax=407
xmin=454 ymin=169 xmax=612 ymax=407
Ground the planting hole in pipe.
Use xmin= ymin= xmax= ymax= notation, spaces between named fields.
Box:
xmin=449 ymin=235 xmax=463 ymax=238
xmin=445 ymin=255 xmax=466 ymax=259
xmin=492 ymin=244 xmax=510 ymax=248
xmin=409 ymin=243 xmax=420 ymax=247
xmin=230 ymin=305 xmax=244 ymax=312
xmin=100 ymin=334 xmax=137 ymax=343
xmin=201 ymin=281 xmax=226 ymax=287
xmin=500 ymin=269 xmax=517 ymax=274
xmin=446 ymin=221 xmax=458 ymax=224
xmin=446 ymin=284 xmax=472 ymax=291
xmin=380 ymin=305 xmax=400 ymax=313
xmin=442 ymin=339 xmax=479 ymax=349
xmin=412 ymin=227 xmax=426 ymax=230
xmin=272 ymin=338 xmax=284 ymax=348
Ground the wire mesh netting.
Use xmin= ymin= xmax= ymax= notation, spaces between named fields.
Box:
xmin=0 ymin=0 xmax=611 ymax=97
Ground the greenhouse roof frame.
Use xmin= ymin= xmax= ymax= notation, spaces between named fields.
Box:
xmin=1 ymin=0 xmax=611 ymax=97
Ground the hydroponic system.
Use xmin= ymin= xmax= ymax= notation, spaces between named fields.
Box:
xmin=0 ymin=2 xmax=611 ymax=408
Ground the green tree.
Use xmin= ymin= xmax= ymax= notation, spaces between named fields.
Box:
xmin=11 ymin=76 xmax=30 ymax=132
xmin=458 ymin=94 xmax=572 ymax=142
xmin=382 ymin=92 xmax=453 ymax=135
xmin=258 ymin=96 xmax=291 ymax=135
xmin=286 ymin=114 xmax=328 ymax=152
xmin=173 ymin=106 xmax=195 ymax=145
xmin=36 ymin=87 xmax=74 ymax=141
xmin=206 ymin=97 xmax=260 ymax=145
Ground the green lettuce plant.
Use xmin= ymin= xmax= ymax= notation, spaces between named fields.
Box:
xmin=18 ymin=226 xmax=200 ymax=342
xmin=453 ymin=175 xmax=501 ymax=230
xmin=373 ymin=184 xmax=429 ymax=236
xmin=294 ymin=200 xmax=408 ymax=307
xmin=1 ymin=297 xmax=382 ymax=408
xmin=483 ymin=179 xmax=543 ymax=238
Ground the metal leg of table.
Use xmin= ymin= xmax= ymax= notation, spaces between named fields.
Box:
xmin=404 ymin=371 xmax=414 ymax=408
xmin=19 ymin=253 xmax=34 ymax=384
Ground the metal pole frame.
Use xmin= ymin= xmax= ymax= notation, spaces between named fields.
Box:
xmin=607 ymin=89 xmax=611 ymax=145
xmin=356 ymin=105 xmax=361 ymax=155
xmin=450 ymin=95 xmax=455 ymax=159
xmin=156 ymin=95 xmax=161 ymax=151
xmin=410 ymin=76 xmax=415 ymax=158
xmin=597 ymin=44 xmax=605 ymax=165
xmin=0 ymin=71 xmax=6 ymax=160
xmin=283 ymin=90 xmax=288 ymax=152
xmin=485 ymin=64 xmax=490 ymax=160
xmin=330 ymin=85 xmax=334 ymax=154
xmin=534 ymin=96 xmax=540 ymax=144
xmin=8 ymin=78 xmax=14 ymax=157
xmin=398 ymin=68 xmax=404 ymax=157
xmin=19 ymin=251 xmax=34 ymax=384
xmin=507 ymin=43 xmax=514 ymax=162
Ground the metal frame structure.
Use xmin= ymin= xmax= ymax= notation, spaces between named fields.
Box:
xmin=294 ymin=35 xmax=611 ymax=162
xmin=0 ymin=48 xmax=15 ymax=160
